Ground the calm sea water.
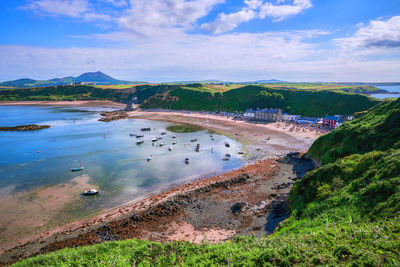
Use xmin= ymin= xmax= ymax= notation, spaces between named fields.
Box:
xmin=371 ymin=86 xmax=400 ymax=99
xmin=0 ymin=106 xmax=244 ymax=211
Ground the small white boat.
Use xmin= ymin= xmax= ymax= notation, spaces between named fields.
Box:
xmin=147 ymin=155 xmax=152 ymax=161
xmin=159 ymin=142 xmax=166 ymax=146
xmin=136 ymin=140 xmax=144 ymax=144
xmin=185 ymin=158 xmax=190 ymax=164
xmin=82 ymin=189 xmax=99 ymax=196
xmin=172 ymin=135 xmax=177 ymax=138
xmin=152 ymin=138 xmax=158 ymax=142
xmin=172 ymin=141 xmax=177 ymax=145
xmin=168 ymin=146 xmax=173 ymax=151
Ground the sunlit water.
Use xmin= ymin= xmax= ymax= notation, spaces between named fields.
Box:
xmin=371 ymin=86 xmax=400 ymax=99
xmin=0 ymin=106 xmax=245 ymax=212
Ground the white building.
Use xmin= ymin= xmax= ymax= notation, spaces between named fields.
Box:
xmin=282 ymin=113 xmax=301 ymax=122
xmin=244 ymin=108 xmax=255 ymax=118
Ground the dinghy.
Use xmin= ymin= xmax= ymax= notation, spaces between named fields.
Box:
xmin=82 ymin=189 xmax=99 ymax=196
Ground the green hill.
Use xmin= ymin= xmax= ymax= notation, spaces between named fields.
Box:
xmin=309 ymin=98 xmax=400 ymax=164
xmin=140 ymin=85 xmax=381 ymax=116
xmin=12 ymin=99 xmax=400 ymax=266
xmin=0 ymin=85 xmax=135 ymax=102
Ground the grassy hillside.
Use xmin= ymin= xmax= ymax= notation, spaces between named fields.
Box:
xmin=141 ymin=85 xmax=381 ymax=117
xmin=309 ymin=98 xmax=400 ymax=164
xmin=13 ymin=98 xmax=400 ymax=266
xmin=0 ymin=85 xmax=135 ymax=102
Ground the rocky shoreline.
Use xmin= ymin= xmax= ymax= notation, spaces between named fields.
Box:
xmin=98 ymin=110 xmax=128 ymax=122
xmin=0 ymin=154 xmax=316 ymax=265
xmin=0 ymin=124 xmax=50 ymax=131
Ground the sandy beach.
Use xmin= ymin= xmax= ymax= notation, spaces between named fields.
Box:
xmin=129 ymin=111 xmax=320 ymax=157
xmin=0 ymin=108 xmax=320 ymax=265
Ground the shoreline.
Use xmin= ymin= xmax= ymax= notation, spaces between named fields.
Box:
xmin=0 ymin=108 xmax=320 ymax=264
xmin=0 ymin=100 xmax=125 ymax=109
xmin=1 ymin=156 xmax=316 ymax=265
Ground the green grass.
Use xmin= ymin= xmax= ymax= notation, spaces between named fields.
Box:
xmin=166 ymin=124 xmax=204 ymax=133
xmin=309 ymin=98 xmax=400 ymax=164
xmin=0 ymin=85 xmax=135 ymax=102
xmin=141 ymin=85 xmax=381 ymax=117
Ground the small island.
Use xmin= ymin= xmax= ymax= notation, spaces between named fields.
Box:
xmin=0 ymin=124 xmax=51 ymax=131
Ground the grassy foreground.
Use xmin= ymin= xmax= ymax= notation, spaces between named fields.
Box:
xmin=13 ymin=99 xmax=400 ymax=266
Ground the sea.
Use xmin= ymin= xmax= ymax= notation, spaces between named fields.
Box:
xmin=0 ymin=105 xmax=245 ymax=212
xmin=371 ymin=85 xmax=400 ymax=99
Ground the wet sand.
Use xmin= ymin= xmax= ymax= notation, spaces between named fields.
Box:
xmin=0 ymin=175 xmax=98 ymax=253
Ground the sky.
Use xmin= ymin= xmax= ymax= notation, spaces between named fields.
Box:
xmin=0 ymin=0 xmax=400 ymax=82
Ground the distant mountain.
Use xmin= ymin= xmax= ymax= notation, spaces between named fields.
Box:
xmin=0 ymin=71 xmax=140 ymax=88
xmin=0 ymin=78 xmax=37 ymax=87
xmin=252 ymin=79 xmax=289 ymax=84
xmin=73 ymin=71 xmax=122 ymax=84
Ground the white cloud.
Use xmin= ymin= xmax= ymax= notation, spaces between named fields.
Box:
xmin=83 ymin=13 xmax=112 ymax=22
xmin=335 ymin=16 xmax=400 ymax=50
xmin=101 ymin=0 xmax=128 ymax=7
xmin=118 ymin=0 xmax=224 ymax=36
xmin=0 ymin=30 xmax=366 ymax=82
xmin=201 ymin=8 xmax=256 ymax=34
xmin=22 ymin=0 xmax=90 ymax=17
xmin=202 ymin=0 xmax=313 ymax=34
xmin=259 ymin=0 xmax=312 ymax=22
xmin=244 ymin=0 xmax=263 ymax=9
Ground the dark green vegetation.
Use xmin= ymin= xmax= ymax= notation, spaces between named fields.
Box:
xmin=0 ymin=124 xmax=50 ymax=131
xmin=309 ymin=98 xmax=400 ymax=164
xmin=166 ymin=124 xmax=203 ymax=133
xmin=13 ymin=99 xmax=400 ymax=266
xmin=0 ymin=85 xmax=135 ymax=102
xmin=141 ymin=85 xmax=381 ymax=117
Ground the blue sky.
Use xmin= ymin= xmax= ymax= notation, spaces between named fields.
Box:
xmin=0 ymin=0 xmax=400 ymax=82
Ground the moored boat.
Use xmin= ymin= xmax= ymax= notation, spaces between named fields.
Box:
xmin=225 ymin=142 xmax=230 ymax=147
xmin=141 ymin=127 xmax=151 ymax=131
xmin=172 ymin=135 xmax=177 ymax=138
xmin=71 ymin=167 xmax=84 ymax=172
xmin=136 ymin=134 xmax=144 ymax=138
xmin=136 ymin=140 xmax=144 ymax=144
xmin=82 ymin=189 xmax=99 ymax=196
xmin=190 ymin=139 xmax=197 ymax=142
xmin=168 ymin=146 xmax=173 ymax=151
xmin=159 ymin=142 xmax=166 ymax=146
xmin=147 ymin=155 xmax=152 ymax=161
xmin=185 ymin=158 xmax=190 ymax=164
xmin=161 ymin=132 xmax=167 ymax=135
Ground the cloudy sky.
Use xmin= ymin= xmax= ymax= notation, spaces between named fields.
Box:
xmin=0 ymin=0 xmax=400 ymax=82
